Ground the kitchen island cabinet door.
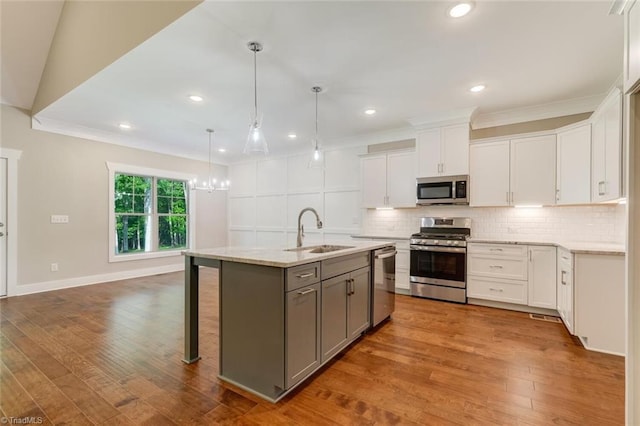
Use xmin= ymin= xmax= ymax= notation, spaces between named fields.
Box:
xmin=469 ymin=140 xmax=510 ymax=206
xmin=348 ymin=267 xmax=370 ymax=339
xmin=321 ymin=274 xmax=349 ymax=362
xmin=286 ymin=283 xmax=321 ymax=389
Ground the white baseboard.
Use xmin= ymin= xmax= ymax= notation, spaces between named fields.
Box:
xmin=13 ymin=264 xmax=184 ymax=297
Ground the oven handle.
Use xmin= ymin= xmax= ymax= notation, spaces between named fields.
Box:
xmin=410 ymin=245 xmax=466 ymax=254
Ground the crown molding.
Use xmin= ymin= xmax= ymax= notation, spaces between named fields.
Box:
xmin=408 ymin=107 xmax=476 ymax=130
xmin=31 ymin=115 xmax=230 ymax=166
xmin=471 ymin=94 xmax=605 ymax=130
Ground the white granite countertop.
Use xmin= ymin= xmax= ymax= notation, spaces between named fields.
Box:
xmin=183 ymin=240 xmax=396 ymax=268
xmin=468 ymin=238 xmax=625 ymax=256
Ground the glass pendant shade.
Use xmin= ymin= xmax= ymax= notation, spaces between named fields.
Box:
xmin=244 ymin=113 xmax=268 ymax=154
xmin=244 ymin=41 xmax=268 ymax=155
xmin=308 ymin=86 xmax=324 ymax=168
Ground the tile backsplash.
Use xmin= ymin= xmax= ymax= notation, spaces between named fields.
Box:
xmin=362 ymin=204 xmax=626 ymax=244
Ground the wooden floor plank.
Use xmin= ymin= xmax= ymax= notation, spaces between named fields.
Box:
xmin=0 ymin=269 xmax=624 ymax=424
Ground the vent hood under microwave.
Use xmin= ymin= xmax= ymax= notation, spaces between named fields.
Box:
xmin=416 ymin=175 xmax=469 ymax=205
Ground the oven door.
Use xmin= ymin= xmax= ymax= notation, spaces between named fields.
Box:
xmin=410 ymin=246 xmax=466 ymax=288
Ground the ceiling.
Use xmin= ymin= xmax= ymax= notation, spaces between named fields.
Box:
xmin=5 ymin=1 xmax=624 ymax=165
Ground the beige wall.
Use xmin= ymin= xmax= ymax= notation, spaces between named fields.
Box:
xmin=470 ymin=112 xmax=592 ymax=140
xmin=1 ymin=104 xmax=226 ymax=290
xmin=33 ymin=0 xmax=201 ymax=114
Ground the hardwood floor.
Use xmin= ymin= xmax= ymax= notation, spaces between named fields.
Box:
xmin=0 ymin=269 xmax=624 ymax=425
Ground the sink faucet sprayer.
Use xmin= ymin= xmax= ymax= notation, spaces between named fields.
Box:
xmin=297 ymin=207 xmax=323 ymax=247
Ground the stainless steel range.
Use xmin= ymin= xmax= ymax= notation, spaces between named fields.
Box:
xmin=409 ymin=217 xmax=471 ymax=303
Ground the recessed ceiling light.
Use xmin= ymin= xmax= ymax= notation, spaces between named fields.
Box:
xmin=448 ymin=2 xmax=474 ymax=18
xmin=469 ymin=84 xmax=485 ymax=93
xmin=118 ymin=123 xmax=131 ymax=130
xmin=287 ymin=133 xmax=297 ymax=139
xmin=364 ymin=109 xmax=376 ymax=115
xmin=189 ymin=95 xmax=203 ymax=102
xmin=218 ymin=148 xmax=226 ymax=153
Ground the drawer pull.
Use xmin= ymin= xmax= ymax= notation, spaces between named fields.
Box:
xmin=297 ymin=288 xmax=316 ymax=295
xmin=489 ymin=248 xmax=504 ymax=252
xmin=296 ymin=272 xmax=314 ymax=279
xmin=489 ymin=265 xmax=503 ymax=269
xmin=489 ymin=287 xmax=504 ymax=292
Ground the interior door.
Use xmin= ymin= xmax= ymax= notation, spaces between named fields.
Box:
xmin=0 ymin=158 xmax=7 ymax=296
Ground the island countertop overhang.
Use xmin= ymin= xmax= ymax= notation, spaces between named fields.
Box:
xmin=183 ymin=240 xmax=395 ymax=268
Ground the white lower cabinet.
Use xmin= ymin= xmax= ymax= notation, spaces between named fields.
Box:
xmin=574 ymin=253 xmax=625 ymax=355
xmin=395 ymin=240 xmax=410 ymax=292
xmin=467 ymin=243 xmax=556 ymax=309
xmin=556 ymin=248 xmax=574 ymax=334
xmin=527 ymin=246 xmax=556 ymax=309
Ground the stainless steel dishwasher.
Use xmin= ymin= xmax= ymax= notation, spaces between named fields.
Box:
xmin=372 ymin=246 xmax=397 ymax=327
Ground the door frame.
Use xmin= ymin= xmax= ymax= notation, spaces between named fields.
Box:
xmin=0 ymin=148 xmax=21 ymax=297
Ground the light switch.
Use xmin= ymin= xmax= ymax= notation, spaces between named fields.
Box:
xmin=51 ymin=215 xmax=69 ymax=224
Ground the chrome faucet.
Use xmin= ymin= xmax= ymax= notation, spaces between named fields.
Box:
xmin=297 ymin=207 xmax=323 ymax=247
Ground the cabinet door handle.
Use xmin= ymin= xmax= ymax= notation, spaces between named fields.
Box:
xmin=529 ymin=250 xmax=532 ymax=262
xmin=296 ymin=272 xmax=314 ymax=279
xmin=489 ymin=265 xmax=503 ymax=269
xmin=510 ymin=192 xmax=514 ymax=204
xmin=556 ymin=189 xmax=560 ymax=201
xmin=297 ymin=288 xmax=316 ymax=295
xmin=561 ymin=270 xmax=567 ymax=285
xmin=598 ymin=181 xmax=606 ymax=196
xmin=506 ymin=192 xmax=510 ymax=203
xmin=489 ymin=287 xmax=504 ymax=292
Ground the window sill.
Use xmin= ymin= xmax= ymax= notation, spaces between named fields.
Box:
xmin=109 ymin=249 xmax=185 ymax=263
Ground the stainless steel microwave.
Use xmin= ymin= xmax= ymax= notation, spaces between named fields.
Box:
xmin=416 ymin=175 xmax=469 ymax=205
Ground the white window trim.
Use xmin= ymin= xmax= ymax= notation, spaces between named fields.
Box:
xmin=106 ymin=162 xmax=196 ymax=263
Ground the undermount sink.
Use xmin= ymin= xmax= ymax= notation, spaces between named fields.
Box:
xmin=284 ymin=244 xmax=355 ymax=253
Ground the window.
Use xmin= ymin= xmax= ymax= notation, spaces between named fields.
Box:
xmin=108 ymin=163 xmax=195 ymax=262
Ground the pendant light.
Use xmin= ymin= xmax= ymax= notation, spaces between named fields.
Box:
xmin=244 ymin=41 xmax=268 ymax=155
xmin=309 ymin=86 xmax=323 ymax=168
xmin=189 ymin=129 xmax=230 ymax=192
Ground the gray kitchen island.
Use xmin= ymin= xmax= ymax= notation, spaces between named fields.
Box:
xmin=182 ymin=240 xmax=394 ymax=402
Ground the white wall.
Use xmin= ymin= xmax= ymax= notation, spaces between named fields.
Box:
xmin=1 ymin=104 xmax=227 ymax=295
xmin=227 ymin=146 xmax=366 ymax=247
xmin=363 ymin=204 xmax=625 ymax=243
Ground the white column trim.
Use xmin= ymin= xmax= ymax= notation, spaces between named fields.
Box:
xmin=0 ymin=148 xmax=22 ymax=297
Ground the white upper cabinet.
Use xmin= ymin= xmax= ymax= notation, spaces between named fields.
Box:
xmin=591 ymin=88 xmax=622 ymax=203
xmin=386 ymin=151 xmax=417 ymax=207
xmin=361 ymin=150 xmax=416 ymax=208
xmin=470 ymin=135 xmax=556 ymax=207
xmin=556 ymin=123 xmax=591 ymax=205
xmin=469 ymin=140 xmax=510 ymax=207
xmin=416 ymin=123 xmax=469 ymax=177
xmin=625 ymin=0 xmax=640 ymax=92
xmin=510 ymin=135 xmax=556 ymax=206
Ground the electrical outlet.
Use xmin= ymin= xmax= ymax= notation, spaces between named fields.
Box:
xmin=51 ymin=215 xmax=69 ymax=224
xmin=50 ymin=263 xmax=58 ymax=272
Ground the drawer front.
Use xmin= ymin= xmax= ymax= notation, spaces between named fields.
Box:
xmin=468 ymin=254 xmax=527 ymax=280
xmin=468 ymin=243 xmax=527 ymax=258
xmin=321 ymin=251 xmax=370 ymax=280
xmin=467 ymin=276 xmax=528 ymax=305
xmin=286 ymin=262 xmax=321 ymax=291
